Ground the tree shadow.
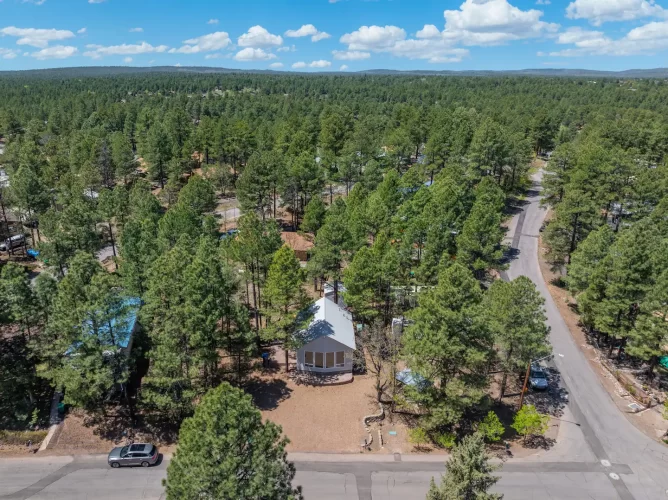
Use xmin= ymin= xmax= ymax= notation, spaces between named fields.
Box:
xmin=523 ymin=435 xmax=556 ymax=450
xmin=84 ymin=407 xmax=179 ymax=445
xmin=523 ymin=367 xmax=568 ymax=418
xmin=245 ymin=377 xmax=292 ymax=411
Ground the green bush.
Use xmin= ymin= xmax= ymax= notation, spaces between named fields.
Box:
xmin=478 ymin=411 xmax=505 ymax=442
xmin=434 ymin=432 xmax=456 ymax=450
xmin=511 ymin=405 xmax=549 ymax=444
xmin=408 ymin=427 xmax=429 ymax=450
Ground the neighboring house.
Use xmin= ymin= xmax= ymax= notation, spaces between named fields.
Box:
xmin=280 ymin=231 xmax=313 ymax=262
xmin=295 ymin=297 xmax=356 ymax=374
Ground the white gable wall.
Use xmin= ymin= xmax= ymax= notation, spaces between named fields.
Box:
xmin=296 ymin=336 xmax=354 ymax=373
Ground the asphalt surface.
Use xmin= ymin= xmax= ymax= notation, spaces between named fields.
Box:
xmin=1 ymin=171 xmax=667 ymax=499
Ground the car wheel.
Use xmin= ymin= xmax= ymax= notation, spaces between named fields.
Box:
xmin=111 ymin=462 xmax=120 ymax=468
xmin=141 ymin=461 xmax=149 ymax=468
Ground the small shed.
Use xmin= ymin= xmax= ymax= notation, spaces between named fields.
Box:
xmin=280 ymin=232 xmax=314 ymax=262
xmin=295 ymin=297 xmax=356 ymax=374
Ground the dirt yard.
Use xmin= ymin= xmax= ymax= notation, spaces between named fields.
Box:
xmin=247 ymin=367 xmax=418 ymax=454
xmin=536 ymin=225 xmax=668 ymax=443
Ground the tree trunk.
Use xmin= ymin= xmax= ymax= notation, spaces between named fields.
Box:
xmin=284 ymin=347 xmax=289 ymax=373
xmin=108 ymin=221 xmax=118 ymax=270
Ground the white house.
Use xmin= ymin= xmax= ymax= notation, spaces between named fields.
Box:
xmin=295 ymin=297 xmax=356 ymax=374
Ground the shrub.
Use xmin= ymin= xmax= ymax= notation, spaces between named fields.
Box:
xmin=478 ymin=411 xmax=505 ymax=442
xmin=511 ymin=405 xmax=549 ymax=444
xmin=408 ymin=427 xmax=428 ymax=451
xmin=434 ymin=432 xmax=456 ymax=450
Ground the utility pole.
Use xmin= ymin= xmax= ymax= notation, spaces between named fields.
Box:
xmin=518 ymin=354 xmax=553 ymax=411
xmin=518 ymin=362 xmax=531 ymax=411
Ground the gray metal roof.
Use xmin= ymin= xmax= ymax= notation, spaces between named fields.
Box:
xmin=298 ymin=297 xmax=356 ymax=350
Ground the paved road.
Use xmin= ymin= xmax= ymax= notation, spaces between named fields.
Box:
xmin=504 ymin=171 xmax=668 ymax=500
xmin=1 ymin=171 xmax=667 ymax=499
xmin=0 ymin=454 xmax=631 ymax=500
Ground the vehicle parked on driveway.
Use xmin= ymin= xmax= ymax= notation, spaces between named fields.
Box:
xmin=0 ymin=234 xmax=25 ymax=252
xmin=108 ymin=443 xmax=159 ymax=468
xmin=529 ymin=365 xmax=549 ymax=390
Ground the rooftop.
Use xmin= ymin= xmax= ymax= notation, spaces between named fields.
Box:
xmin=297 ymin=297 xmax=356 ymax=350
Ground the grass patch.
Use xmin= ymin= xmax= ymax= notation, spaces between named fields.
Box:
xmin=0 ymin=429 xmax=48 ymax=447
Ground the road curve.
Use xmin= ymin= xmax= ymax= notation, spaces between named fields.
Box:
xmin=506 ymin=170 xmax=668 ymax=500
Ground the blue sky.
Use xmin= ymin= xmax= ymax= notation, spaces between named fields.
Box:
xmin=1 ymin=0 xmax=668 ymax=71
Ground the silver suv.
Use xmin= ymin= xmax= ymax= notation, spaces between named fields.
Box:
xmin=108 ymin=443 xmax=159 ymax=468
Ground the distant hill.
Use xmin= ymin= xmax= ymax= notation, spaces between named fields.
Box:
xmin=1 ymin=66 xmax=668 ymax=79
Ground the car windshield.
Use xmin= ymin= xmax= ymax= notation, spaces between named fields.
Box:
xmin=531 ymin=369 xmax=547 ymax=379
xmin=120 ymin=446 xmax=129 ymax=456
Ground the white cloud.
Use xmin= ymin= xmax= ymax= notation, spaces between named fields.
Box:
xmin=340 ymin=64 xmax=349 ymax=70
xmin=332 ymin=49 xmax=370 ymax=60
xmin=31 ymin=45 xmax=77 ymax=59
xmin=233 ymin=47 xmax=277 ymax=61
xmin=566 ymin=0 xmax=665 ymax=26
xmin=291 ymin=60 xmax=332 ymax=69
xmin=416 ymin=24 xmax=441 ymax=39
xmin=536 ymin=0 xmax=551 ymax=4
xmin=84 ymin=42 xmax=168 ymax=59
xmin=77 ymin=28 xmax=87 ymax=34
xmin=22 ymin=0 xmax=47 ymax=5
xmin=88 ymin=0 xmax=106 ymax=3
xmin=550 ymin=20 xmax=668 ymax=56
xmin=207 ymin=19 xmax=219 ymax=25
xmin=556 ymin=26 xmax=605 ymax=45
xmin=340 ymin=25 xmax=406 ymax=50
xmin=442 ymin=0 xmax=559 ymax=46
xmin=238 ymin=25 xmax=282 ymax=48
xmin=124 ymin=56 xmax=132 ymax=63
xmin=129 ymin=27 xmax=143 ymax=33
xmin=269 ymin=62 xmax=284 ymax=68
xmin=0 ymin=26 xmax=75 ymax=48
xmin=312 ymin=32 xmax=331 ymax=42
xmin=285 ymin=24 xmax=331 ymax=42
xmin=0 ymin=48 xmax=18 ymax=59
xmin=170 ymin=31 xmax=231 ymax=54
xmin=277 ymin=45 xmax=296 ymax=52
xmin=309 ymin=59 xmax=331 ymax=68
xmin=204 ymin=53 xmax=221 ymax=59
xmin=340 ymin=25 xmax=469 ymax=63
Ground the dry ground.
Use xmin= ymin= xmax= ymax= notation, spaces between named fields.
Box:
xmin=247 ymin=348 xmax=417 ymax=454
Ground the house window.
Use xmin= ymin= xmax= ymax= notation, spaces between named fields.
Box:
xmin=304 ymin=351 xmax=314 ymax=367
xmin=335 ymin=351 xmax=345 ymax=367
xmin=326 ymin=352 xmax=334 ymax=368
xmin=315 ymin=352 xmax=324 ymax=368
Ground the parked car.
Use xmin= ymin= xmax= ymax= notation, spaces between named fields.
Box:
xmin=108 ymin=443 xmax=159 ymax=468
xmin=529 ymin=365 xmax=549 ymax=390
xmin=0 ymin=234 xmax=25 ymax=252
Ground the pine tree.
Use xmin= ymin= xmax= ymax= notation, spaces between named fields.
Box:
xmin=566 ymin=225 xmax=615 ymax=296
xmin=301 ymin=196 xmax=326 ymax=234
xmin=263 ymin=245 xmax=308 ymax=372
xmin=484 ymin=277 xmax=550 ymax=401
xmin=427 ymin=433 xmax=501 ymax=500
xmin=627 ymin=269 xmax=668 ymax=376
xmin=308 ymin=199 xmax=352 ymax=305
xmin=403 ymin=264 xmax=494 ymax=430
xmin=110 ymin=131 xmax=137 ymax=185
xmin=457 ymin=184 xmax=505 ymax=279
xmin=146 ymin=122 xmax=172 ymax=189
xmin=165 ymin=383 xmax=301 ymax=500
xmin=178 ymin=175 xmax=216 ymax=215
xmin=0 ymin=263 xmax=37 ymax=337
